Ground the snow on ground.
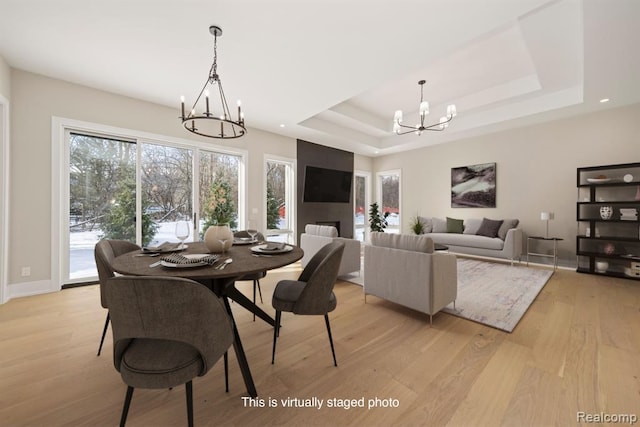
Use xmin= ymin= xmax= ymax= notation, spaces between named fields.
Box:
xmin=69 ymin=221 xmax=289 ymax=280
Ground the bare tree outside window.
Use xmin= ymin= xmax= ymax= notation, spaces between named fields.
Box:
xmin=266 ymin=162 xmax=286 ymax=230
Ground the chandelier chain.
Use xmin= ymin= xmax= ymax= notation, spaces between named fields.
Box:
xmin=209 ymin=32 xmax=219 ymax=81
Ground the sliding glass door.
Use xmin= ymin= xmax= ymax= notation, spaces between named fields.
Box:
xmin=141 ymin=143 xmax=193 ymax=245
xmin=68 ymin=133 xmax=137 ymax=280
xmin=64 ymin=128 xmax=245 ymax=284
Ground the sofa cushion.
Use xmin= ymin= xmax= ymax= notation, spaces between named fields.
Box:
xmin=476 ymin=218 xmax=503 ymax=238
xmin=432 ymin=217 xmax=447 ymax=233
xmin=418 ymin=216 xmax=433 ymax=233
xmin=304 ymin=224 xmax=338 ymax=237
xmin=428 ymin=232 xmax=505 ymax=251
xmin=370 ymin=232 xmax=434 ymax=253
xmin=463 ymin=218 xmax=483 ymax=235
xmin=497 ymin=219 xmax=519 ymax=240
xmin=446 ymin=217 xmax=464 ymax=233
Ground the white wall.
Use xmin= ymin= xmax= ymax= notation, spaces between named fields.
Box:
xmin=373 ymin=103 xmax=640 ymax=264
xmin=0 ymin=55 xmax=10 ymax=99
xmin=7 ymin=70 xmax=299 ymax=291
xmin=8 ymin=66 xmax=638 ymax=296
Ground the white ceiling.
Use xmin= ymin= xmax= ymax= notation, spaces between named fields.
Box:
xmin=1 ymin=0 xmax=639 ymax=156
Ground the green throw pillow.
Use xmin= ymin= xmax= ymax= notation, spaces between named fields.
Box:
xmin=446 ymin=217 xmax=464 ymax=234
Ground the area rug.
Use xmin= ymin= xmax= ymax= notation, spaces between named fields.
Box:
xmin=344 ymin=258 xmax=552 ymax=332
xmin=442 ymin=258 xmax=553 ymax=332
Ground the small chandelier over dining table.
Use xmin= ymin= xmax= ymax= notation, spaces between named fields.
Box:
xmin=180 ymin=25 xmax=246 ymax=139
xmin=393 ymin=80 xmax=457 ymax=135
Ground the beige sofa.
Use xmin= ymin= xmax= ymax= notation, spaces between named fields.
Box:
xmin=420 ymin=217 xmax=522 ymax=264
xmin=300 ymin=224 xmax=361 ymax=277
xmin=364 ymin=232 xmax=457 ymax=324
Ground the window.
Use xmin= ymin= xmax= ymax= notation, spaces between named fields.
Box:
xmin=68 ymin=133 xmax=137 ymax=280
xmin=354 ymin=171 xmax=370 ymax=242
xmin=142 ymin=143 xmax=193 ymax=244
xmin=376 ymin=170 xmax=401 ymax=234
xmin=265 ymin=156 xmax=295 ymax=243
xmin=199 ymin=150 xmax=242 ymax=236
xmin=56 ymin=118 xmax=246 ymax=285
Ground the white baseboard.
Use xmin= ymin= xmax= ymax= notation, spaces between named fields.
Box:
xmin=6 ymin=279 xmax=56 ymax=301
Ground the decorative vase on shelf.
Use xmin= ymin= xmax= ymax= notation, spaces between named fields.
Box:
xmin=599 ymin=206 xmax=613 ymax=220
xmin=595 ymin=261 xmax=609 ymax=273
xmin=204 ymin=224 xmax=234 ymax=253
xmin=603 ymin=243 xmax=615 ymax=255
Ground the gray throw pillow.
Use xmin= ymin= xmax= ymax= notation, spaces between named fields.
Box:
xmin=497 ymin=219 xmax=519 ymax=240
xmin=463 ymin=218 xmax=483 ymax=235
xmin=476 ymin=218 xmax=504 ymax=238
xmin=432 ymin=217 xmax=447 ymax=233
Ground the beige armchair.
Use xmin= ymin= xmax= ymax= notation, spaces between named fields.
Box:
xmin=300 ymin=224 xmax=361 ymax=277
xmin=364 ymin=232 xmax=457 ymax=324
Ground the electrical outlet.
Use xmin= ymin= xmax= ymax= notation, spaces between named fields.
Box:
xmin=21 ymin=266 xmax=31 ymax=277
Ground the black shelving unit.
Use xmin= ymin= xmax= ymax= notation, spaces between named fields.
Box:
xmin=576 ymin=162 xmax=640 ymax=280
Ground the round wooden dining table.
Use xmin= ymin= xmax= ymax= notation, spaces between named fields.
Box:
xmin=112 ymin=241 xmax=303 ymax=398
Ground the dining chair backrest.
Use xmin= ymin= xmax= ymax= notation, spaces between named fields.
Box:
xmin=293 ymin=241 xmax=345 ymax=315
xmin=106 ymin=275 xmax=234 ymax=378
xmin=94 ymin=239 xmax=140 ymax=309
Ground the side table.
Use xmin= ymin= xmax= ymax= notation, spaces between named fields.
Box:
xmin=526 ymin=236 xmax=563 ymax=270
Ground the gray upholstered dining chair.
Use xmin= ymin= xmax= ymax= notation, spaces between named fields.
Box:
xmin=106 ymin=276 xmax=234 ymax=427
xmin=233 ymin=230 xmax=266 ymax=321
xmin=271 ymin=241 xmax=345 ymax=366
xmin=94 ymin=239 xmax=141 ymax=356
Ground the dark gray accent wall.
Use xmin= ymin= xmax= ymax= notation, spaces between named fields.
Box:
xmin=297 ymin=140 xmax=354 ymax=241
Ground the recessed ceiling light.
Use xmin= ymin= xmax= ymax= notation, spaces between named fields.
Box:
xmin=374 ymin=150 xmax=380 ymax=154
xmin=599 ymin=98 xmax=610 ymax=103
xmin=279 ymin=124 xmax=285 ymax=128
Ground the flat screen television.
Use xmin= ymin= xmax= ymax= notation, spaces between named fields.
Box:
xmin=303 ymin=166 xmax=353 ymax=203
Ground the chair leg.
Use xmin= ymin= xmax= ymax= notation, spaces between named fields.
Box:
xmin=256 ymin=279 xmax=263 ymax=303
xmin=185 ymin=381 xmax=193 ymax=427
xmin=97 ymin=312 xmax=110 ymax=356
xmin=324 ymin=314 xmax=338 ymax=367
xmin=119 ymin=386 xmax=134 ymax=427
xmin=252 ymin=281 xmax=256 ymax=322
xmin=271 ymin=310 xmax=281 ymax=364
xmin=224 ymin=351 xmax=229 ymax=392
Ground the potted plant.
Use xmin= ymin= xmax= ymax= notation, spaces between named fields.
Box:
xmin=369 ymin=202 xmax=390 ymax=232
xmin=202 ymin=181 xmax=236 ymax=252
xmin=409 ymin=215 xmax=425 ymax=235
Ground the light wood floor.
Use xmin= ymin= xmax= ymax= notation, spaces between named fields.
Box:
xmin=1 ymin=263 xmax=639 ymax=427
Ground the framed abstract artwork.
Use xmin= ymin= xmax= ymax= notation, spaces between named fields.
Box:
xmin=451 ymin=162 xmax=496 ymax=208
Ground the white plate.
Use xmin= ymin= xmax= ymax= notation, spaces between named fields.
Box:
xmin=250 ymin=244 xmax=293 ymax=254
xmin=143 ymin=244 xmax=187 ymax=253
xmin=586 ymin=178 xmax=611 ymax=183
xmin=160 ymin=260 xmax=207 ymax=268
xmin=233 ymin=238 xmax=258 ymax=245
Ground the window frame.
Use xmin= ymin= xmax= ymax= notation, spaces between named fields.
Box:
xmin=375 ymin=169 xmax=402 ymax=234
xmin=52 ymin=117 xmax=247 ymax=287
xmin=263 ymin=154 xmax=296 ymax=244
xmin=353 ymin=170 xmax=371 ymax=242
